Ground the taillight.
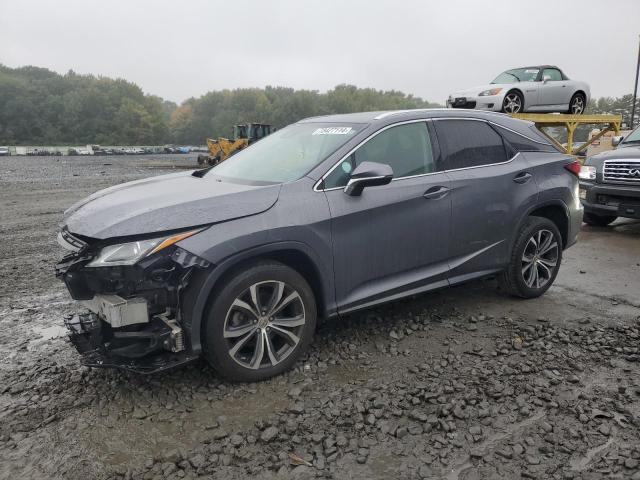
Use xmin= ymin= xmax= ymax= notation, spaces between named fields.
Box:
xmin=564 ymin=161 xmax=581 ymax=177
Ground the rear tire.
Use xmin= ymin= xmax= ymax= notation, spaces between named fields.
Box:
xmin=498 ymin=217 xmax=562 ymax=298
xmin=568 ymin=93 xmax=586 ymax=114
xmin=583 ymin=212 xmax=616 ymax=226
xmin=203 ymin=261 xmax=317 ymax=382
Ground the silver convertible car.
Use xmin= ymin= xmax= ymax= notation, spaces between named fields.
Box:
xmin=447 ymin=65 xmax=590 ymax=114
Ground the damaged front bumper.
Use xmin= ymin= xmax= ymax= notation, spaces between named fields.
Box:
xmin=56 ymin=230 xmax=210 ymax=374
xmin=64 ymin=311 xmax=198 ymax=374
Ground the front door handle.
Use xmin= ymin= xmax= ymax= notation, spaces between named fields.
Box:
xmin=423 ymin=186 xmax=449 ymax=199
xmin=513 ymin=172 xmax=532 ymax=184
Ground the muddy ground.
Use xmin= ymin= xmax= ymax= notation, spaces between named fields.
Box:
xmin=1 ymin=155 xmax=639 ymax=480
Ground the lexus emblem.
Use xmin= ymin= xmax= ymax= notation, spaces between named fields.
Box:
xmin=630 ymin=168 xmax=640 ymax=177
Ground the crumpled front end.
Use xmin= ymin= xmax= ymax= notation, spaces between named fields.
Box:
xmin=55 ymin=228 xmax=210 ymax=373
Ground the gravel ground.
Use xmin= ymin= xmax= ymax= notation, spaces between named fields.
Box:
xmin=1 ymin=155 xmax=639 ymax=480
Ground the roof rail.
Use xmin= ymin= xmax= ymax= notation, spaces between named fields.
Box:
xmin=373 ymin=108 xmax=454 ymax=120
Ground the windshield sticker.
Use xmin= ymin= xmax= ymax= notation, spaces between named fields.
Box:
xmin=312 ymin=127 xmax=354 ymax=135
xmin=525 ymin=69 xmax=539 ymax=73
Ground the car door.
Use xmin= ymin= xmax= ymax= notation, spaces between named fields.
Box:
xmin=320 ymin=121 xmax=452 ymax=313
xmin=432 ymin=118 xmax=539 ymax=283
xmin=538 ymin=68 xmax=569 ymax=107
xmin=519 ymin=79 xmax=541 ymax=110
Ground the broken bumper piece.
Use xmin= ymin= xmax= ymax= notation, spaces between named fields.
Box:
xmin=64 ymin=312 xmax=197 ymax=374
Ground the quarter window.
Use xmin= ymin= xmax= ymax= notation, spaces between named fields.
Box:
xmin=542 ymin=68 xmax=563 ymax=81
xmin=323 ymin=122 xmax=435 ymax=189
xmin=495 ymin=125 xmax=558 ymax=153
xmin=434 ymin=120 xmax=508 ymax=170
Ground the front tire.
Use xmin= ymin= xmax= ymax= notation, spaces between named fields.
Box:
xmin=568 ymin=93 xmax=586 ymax=114
xmin=498 ymin=217 xmax=562 ymax=298
xmin=583 ymin=212 xmax=616 ymax=226
xmin=501 ymin=91 xmax=524 ymax=114
xmin=203 ymin=261 xmax=317 ymax=382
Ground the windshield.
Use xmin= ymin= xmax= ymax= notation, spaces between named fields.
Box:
xmin=621 ymin=126 xmax=640 ymax=145
xmin=206 ymin=123 xmax=364 ymax=184
xmin=492 ymin=68 xmax=540 ymax=84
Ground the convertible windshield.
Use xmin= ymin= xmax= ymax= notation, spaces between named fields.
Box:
xmin=492 ymin=68 xmax=540 ymax=84
xmin=207 ymin=123 xmax=364 ymax=184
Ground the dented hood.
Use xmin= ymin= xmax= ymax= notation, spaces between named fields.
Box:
xmin=62 ymin=170 xmax=281 ymax=239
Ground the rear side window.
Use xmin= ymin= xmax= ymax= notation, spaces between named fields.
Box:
xmin=495 ymin=125 xmax=558 ymax=153
xmin=323 ymin=122 xmax=435 ymax=188
xmin=434 ymin=119 xmax=508 ymax=170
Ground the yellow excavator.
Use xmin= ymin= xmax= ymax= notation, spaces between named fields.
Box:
xmin=197 ymin=123 xmax=273 ymax=166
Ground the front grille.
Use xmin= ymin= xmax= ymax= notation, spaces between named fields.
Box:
xmin=451 ymin=98 xmax=477 ymax=109
xmin=603 ymin=159 xmax=640 ymax=184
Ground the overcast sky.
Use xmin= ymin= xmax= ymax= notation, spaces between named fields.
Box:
xmin=1 ymin=0 xmax=638 ymax=104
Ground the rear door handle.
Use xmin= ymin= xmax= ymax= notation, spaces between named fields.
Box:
xmin=513 ymin=172 xmax=532 ymax=184
xmin=423 ymin=186 xmax=449 ymax=199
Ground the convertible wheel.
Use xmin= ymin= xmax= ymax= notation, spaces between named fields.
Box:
xmin=568 ymin=94 xmax=586 ymax=114
xmin=203 ymin=261 xmax=316 ymax=382
xmin=498 ymin=217 xmax=562 ymax=298
xmin=501 ymin=92 xmax=523 ymax=114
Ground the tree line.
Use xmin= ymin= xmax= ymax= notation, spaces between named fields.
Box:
xmin=0 ymin=65 xmax=441 ymax=146
xmin=0 ymin=64 xmax=173 ymax=145
xmin=0 ymin=63 xmax=637 ymax=146
xmin=169 ymin=85 xmax=442 ymax=145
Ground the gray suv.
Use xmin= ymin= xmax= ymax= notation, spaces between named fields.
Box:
xmin=56 ymin=109 xmax=582 ymax=381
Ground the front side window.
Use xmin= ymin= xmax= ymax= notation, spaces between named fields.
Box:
xmin=323 ymin=122 xmax=435 ymax=189
xmin=434 ymin=120 xmax=508 ymax=170
xmin=207 ymin=123 xmax=364 ymax=184
xmin=542 ymin=68 xmax=563 ymax=81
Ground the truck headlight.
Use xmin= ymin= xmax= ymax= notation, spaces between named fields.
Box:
xmin=86 ymin=229 xmax=201 ymax=267
xmin=578 ymin=165 xmax=596 ymax=180
xmin=478 ymin=88 xmax=503 ymax=96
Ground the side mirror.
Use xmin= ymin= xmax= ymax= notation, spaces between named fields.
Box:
xmin=344 ymin=161 xmax=393 ymax=196
xmin=611 ymin=136 xmax=624 ymax=147
xmin=542 ymin=75 xmax=551 ymax=84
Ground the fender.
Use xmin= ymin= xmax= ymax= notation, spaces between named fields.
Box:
xmin=184 ymin=240 xmax=334 ymax=354
xmin=510 ymin=199 xmax=570 ymax=252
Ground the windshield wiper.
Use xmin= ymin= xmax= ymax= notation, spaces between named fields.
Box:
xmin=191 ymin=166 xmax=214 ymax=178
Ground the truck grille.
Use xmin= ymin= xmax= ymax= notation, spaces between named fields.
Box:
xmin=603 ymin=159 xmax=640 ymax=184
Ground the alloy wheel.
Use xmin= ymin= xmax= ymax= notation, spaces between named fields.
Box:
xmin=521 ymin=229 xmax=559 ymax=289
xmin=570 ymin=96 xmax=585 ymax=114
xmin=223 ymin=280 xmax=306 ymax=370
xmin=503 ymin=93 xmax=522 ymax=113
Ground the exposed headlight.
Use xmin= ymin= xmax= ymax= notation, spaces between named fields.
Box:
xmin=478 ymin=88 xmax=503 ymax=96
xmin=578 ymin=165 xmax=596 ymax=180
xmin=86 ymin=229 xmax=201 ymax=267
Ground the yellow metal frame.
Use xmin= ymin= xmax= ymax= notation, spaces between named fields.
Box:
xmin=509 ymin=114 xmax=621 ymax=157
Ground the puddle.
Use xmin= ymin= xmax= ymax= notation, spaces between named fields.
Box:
xmin=30 ymin=325 xmax=67 ymax=343
xmin=570 ymin=437 xmax=615 ymax=471
xmin=445 ymin=410 xmax=546 ymax=480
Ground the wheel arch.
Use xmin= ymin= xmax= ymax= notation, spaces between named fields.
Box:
xmin=183 ymin=241 xmax=331 ymax=355
xmin=521 ymin=201 xmax=570 ymax=248
xmin=573 ymin=90 xmax=587 ymax=100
